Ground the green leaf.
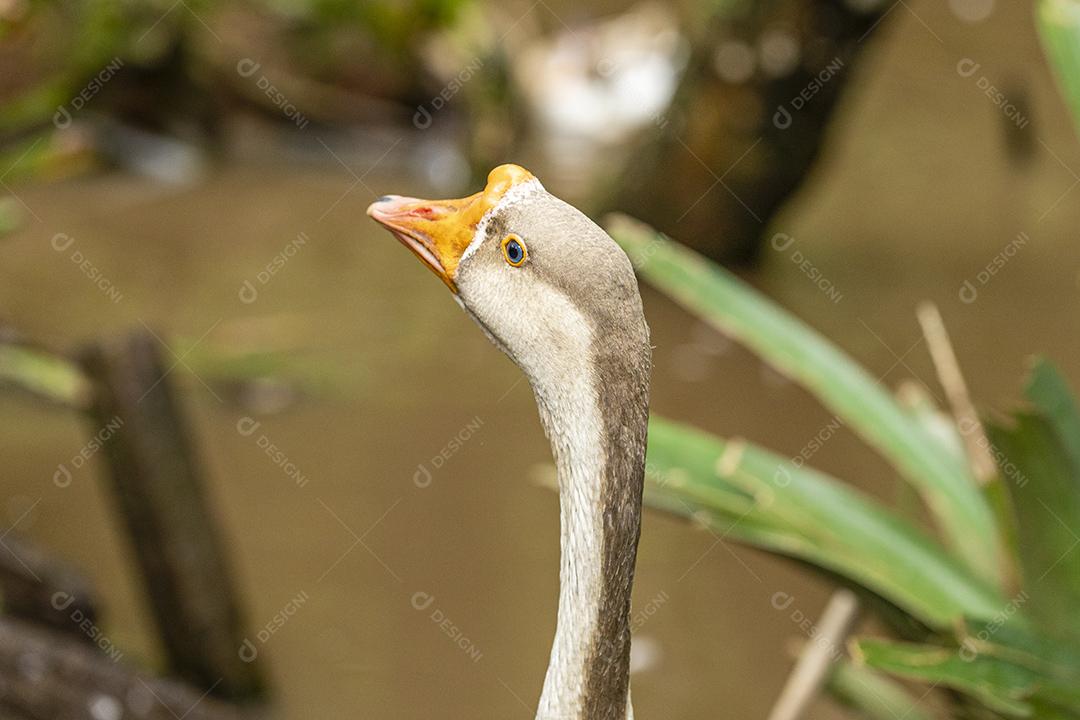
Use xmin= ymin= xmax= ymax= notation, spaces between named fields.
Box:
xmin=827 ymin=659 xmax=936 ymax=720
xmin=960 ymin=616 xmax=1080 ymax=692
xmin=854 ymin=637 xmax=1080 ymax=718
xmin=0 ymin=344 xmax=88 ymax=408
xmin=1026 ymin=358 xmax=1080 ymax=470
xmin=0 ymin=197 xmax=21 ymax=238
xmin=985 ymin=359 xmax=1080 ymax=643
xmin=609 ymin=214 xmax=1004 ymax=585
xmin=1037 ymin=0 xmax=1080 ymax=137
xmin=645 ymin=416 xmax=1005 ymax=628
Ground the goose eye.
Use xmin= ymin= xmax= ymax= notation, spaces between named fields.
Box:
xmin=501 ymin=234 xmax=527 ymax=267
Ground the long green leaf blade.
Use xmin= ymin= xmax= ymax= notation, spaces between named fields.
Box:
xmin=646 ymin=417 xmax=1004 ymax=628
xmin=855 ymin=637 xmax=1080 ymax=718
xmin=609 ymin=214 xmax=1003 ymax=585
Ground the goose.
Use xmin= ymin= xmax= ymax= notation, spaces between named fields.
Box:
xmin=368 ymin=164 xmax=651 ymax=720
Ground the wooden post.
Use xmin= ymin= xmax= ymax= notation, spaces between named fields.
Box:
xmin=78 ymin=330 xmax=264 ymax=701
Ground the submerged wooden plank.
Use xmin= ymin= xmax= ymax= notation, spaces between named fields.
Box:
xmin=0 ymin=533 xmax=100 ymax=643
xmin=0 ymin=617 xmax=259 ymax=720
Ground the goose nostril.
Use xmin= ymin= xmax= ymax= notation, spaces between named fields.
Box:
xmin=376 ymin=195 xmax=394 ymax=203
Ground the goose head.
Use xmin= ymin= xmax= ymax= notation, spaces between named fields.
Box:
xmin=366 ymin=164 xmax=648 ymax=394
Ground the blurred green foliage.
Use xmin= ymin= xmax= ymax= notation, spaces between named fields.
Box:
xmin=0 ymin=0 xmax=473 ymax=135
xmin=0 ymin=1 xmax=130 ymax=133
xmin=288 ymin=0 xmax=466 ymax=55
xmin=1038 ymin=0 xmax=1080 ymax=137
xmin=987 ymin=360 xmax=1080 ymax=645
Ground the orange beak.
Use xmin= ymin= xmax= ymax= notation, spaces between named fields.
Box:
xmin=367 ymin=164 xmax=535 ymax=293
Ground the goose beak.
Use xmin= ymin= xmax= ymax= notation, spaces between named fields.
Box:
xmin=367 ymin=164 xmax=537 ymax=293
xmin=366 ymin=193 xmax=480 ymax=293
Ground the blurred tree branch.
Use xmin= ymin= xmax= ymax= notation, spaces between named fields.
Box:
xmin=604 ymin=0 xmax=888 ymax=264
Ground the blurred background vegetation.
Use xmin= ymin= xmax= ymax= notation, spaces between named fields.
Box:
xmin=0 ymin=0 xmax=898 ymax=261
xmin=2 ymin=0 xmax=1080 ymax=718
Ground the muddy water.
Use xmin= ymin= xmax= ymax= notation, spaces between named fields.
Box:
xmin=3 ymin=2 xmax=1080 ymax=718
